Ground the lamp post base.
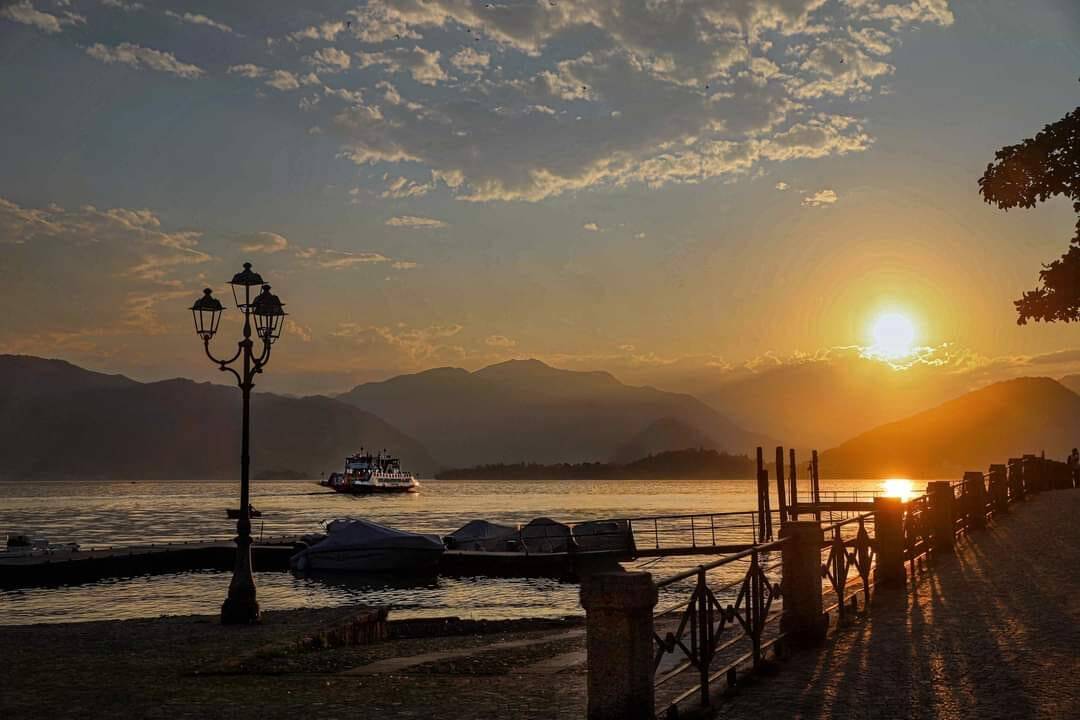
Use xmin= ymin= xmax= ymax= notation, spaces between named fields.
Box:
xmin=221 ymin=595 xmax=261 ymax=625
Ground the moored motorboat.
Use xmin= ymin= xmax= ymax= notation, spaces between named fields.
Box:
xmin=444 ymin=520 xmax=520 ymax=551
xmin=289 ymin=518 xmax=444 ymax=572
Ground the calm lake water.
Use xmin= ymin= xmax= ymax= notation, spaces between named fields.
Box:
xmin=0 ymin=477 xmax=908 ymax=625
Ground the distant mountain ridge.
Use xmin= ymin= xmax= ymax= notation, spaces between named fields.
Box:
xmin=0 ymin=355 xmax=436 ymax=480
xmin=820 ymin=377 xmax=1080 ymax=478
xmin=337 ymin=358 xmax=772 ymax=467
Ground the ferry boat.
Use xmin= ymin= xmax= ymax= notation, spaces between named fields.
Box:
xmin=322 ymin=449 xmax=420 ymax=494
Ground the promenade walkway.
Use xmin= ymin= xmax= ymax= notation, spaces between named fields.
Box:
xmin=3 ymin=490 xmax=1076 ymax=719
xmin=718 ymin=489 xmax=1080 ymax=720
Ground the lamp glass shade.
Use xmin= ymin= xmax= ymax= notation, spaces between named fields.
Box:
xmin=251 ymin=284 xmax=286 ymax=343
xmin=190 ymin=289 xmax=224 ymax=339
xmin=227 ymin=262 xmax=265 ymax=311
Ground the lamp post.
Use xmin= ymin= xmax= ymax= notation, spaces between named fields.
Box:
xmin=189 ymin=262 xmax=287 ymax=625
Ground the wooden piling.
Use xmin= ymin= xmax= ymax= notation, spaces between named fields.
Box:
xmin=756 ymin=447 xmax=772 ymax=542
xmin=811 ymin=450 xmax=822 ymax=523
xmin=775 ymin=446 xmax=787 ymax=525
xmin=788 ymin=448 xmax=799 ymax=521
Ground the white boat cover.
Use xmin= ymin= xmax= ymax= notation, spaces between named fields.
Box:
xmin=290 ymin=518 xmax=444 ymax=571
xmin=521 ymin=517 xmax=572 ymax=554
xmin=572 ymin=519 xmax=634 ymax=552
xmin=445 ymin=520 xmax=519 ymax=551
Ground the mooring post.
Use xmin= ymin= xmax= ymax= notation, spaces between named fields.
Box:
xmin=581 ymin=571 xmax=658 ymax=720
xmin=873 ymin=496 xmax=906 ymax=587
xmin=811 ymin=450 xmax=822 ymax=523
xmin=756 ymin=447 xmax=772 ymax=542
xmin=788 ymin=448 xmax=799 ymax=522
xmin=927 ymin=481 xmax=954 ymax=553
xmin=779 ymin=521 xmax=826 ymax=648
xmin=775 ymin=446 xmax=788 ymax=525
xmin=963 ymin=471 xmax=987 ymax=530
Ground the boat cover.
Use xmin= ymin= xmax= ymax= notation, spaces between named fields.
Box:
xmin=291 ymin=518 xmax=444 ymax=570
xmin=571 ymin=519 xmax=635 ymax=552
xmin=445 ymin=520 xmax=519 ymax=551
xmin=521 ymin=517 xmax=572 ymax=554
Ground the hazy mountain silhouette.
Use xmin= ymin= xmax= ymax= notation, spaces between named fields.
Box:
xmin=698 ymin=355 xmax=966 ymax=448
xmin=819 ymin=377 xmax=1080 ymax=478
xmin=337 ymin=358 xmax=770 ymax=467
xmin=0 ymin=355 xmax=436 ymax=480
xmin=1057 ymin=373 xmax=1080 ymax=396
xmin=613 ymin=417 xmax=720 ymax=464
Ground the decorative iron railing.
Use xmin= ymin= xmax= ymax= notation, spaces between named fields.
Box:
xmin=820 ymin=513 xmax=876 ymax=623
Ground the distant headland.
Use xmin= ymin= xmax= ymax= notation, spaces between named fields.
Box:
xmin=434 ymin=448 xmax=755 ymax=480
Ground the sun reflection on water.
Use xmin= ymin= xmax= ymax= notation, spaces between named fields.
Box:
xmin=881 ymin=478 xmax=915 ymax=501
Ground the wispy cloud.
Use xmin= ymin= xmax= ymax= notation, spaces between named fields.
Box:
xmin=385 ymin=215 xmax=447 ymax=229
xmin=238 ymin=232 xmax=289 ymax=254
xmin=1 ymin=1 xmax=83 ymax=34
xmin=86 ymin=43 xmax=204 ymax=78
xmin=802 ymin=189 xmax=838 ymax=207
xmin=164 ymin=11 xmax=234 ymax=34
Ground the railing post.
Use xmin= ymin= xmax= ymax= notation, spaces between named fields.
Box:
xmin=873 ymin=496 xmax=905 ymax=587
xmin=779 ymin=521 xmax=825 ymax=648
xmin=989 ymin=464 xmax=1008 ymax=513
xmin=581 ymin=571 xmax=658 ymax=720
xmin=963 ymin=472 xmax=987 ymax=530
xmin=927 ymin=481 xmax=954 ymax=554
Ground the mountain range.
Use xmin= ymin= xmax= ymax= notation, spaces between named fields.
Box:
xmin=0 ymin=355 xmax=435 ymax=480
xmin=336 ymin=359 xmax=772 ymax=468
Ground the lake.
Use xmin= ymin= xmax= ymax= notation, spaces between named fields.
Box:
xmin=0 ymin=477 xmax=911 ymax=625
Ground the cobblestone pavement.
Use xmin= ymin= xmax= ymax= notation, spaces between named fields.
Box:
xmin=713 ymin=489 xmax=1080 ymax=720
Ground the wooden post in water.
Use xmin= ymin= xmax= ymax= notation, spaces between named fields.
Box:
xmin=811 ymin=450 xmax=822 ymax=523
xmin=775 ymin=446 xmax=787 ymax=525
xmin=756 ymin=447 xmax=772 ymax=542
xmin=789 ymin=448 xmax=799 ymax=521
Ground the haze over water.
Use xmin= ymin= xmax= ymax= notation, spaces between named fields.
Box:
xmin=0 ymin=476 xmax=909 ymax=625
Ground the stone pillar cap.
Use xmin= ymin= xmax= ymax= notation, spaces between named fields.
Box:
xmin=580 ymin=571 xmax=658 ymax=610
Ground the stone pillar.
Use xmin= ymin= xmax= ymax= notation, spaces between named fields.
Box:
xmin=581 ymin=571 xmax=658 ymax=720
xmin=873 ymin=497 xmax=906 ymax=587
xmin=779 ymin=521 xmax=826 ymax=648
xmin=963 ymin=471 xmax=987 ymax=530
xmin=927 ymin=481 xmax=955 ymax=553
xmin=1007 ymin=458 xmax=1024 ymax=502
xmin=989 ymin=464 xmax=1008 ymax=513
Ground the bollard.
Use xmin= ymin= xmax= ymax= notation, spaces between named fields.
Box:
xmin=581 ymin=571 xmax=658 ymax=720
xmin=873 ymin=497 xmax=905 ymax=587
xmin=779 ymin=521 xmax=826 ymax=648
xmin=989 ymin=464 xmax=1008 ymax=513
xmin=927 ymin=481 xmax=955 ymax=553
xmin=963 ymin=472 xmax=987 ymax=530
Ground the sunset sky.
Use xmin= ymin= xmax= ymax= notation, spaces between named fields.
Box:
xmin=1 ymin=0 xmax=1078 ymax=395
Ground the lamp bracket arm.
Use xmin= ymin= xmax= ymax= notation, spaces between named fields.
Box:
xmin=204 ymin=338 xmax=243 ymax=367
xmin=254 ymin=339 xmax=272 ymax=370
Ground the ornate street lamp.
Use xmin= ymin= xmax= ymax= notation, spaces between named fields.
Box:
xmin=189 ymin=262 xmax=287 ymax=624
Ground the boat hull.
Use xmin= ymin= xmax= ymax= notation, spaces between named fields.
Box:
xmin=330 ymin=484 xmax=419 ymax=494
xmin=292 ymin=546 xmax=443 ymax=573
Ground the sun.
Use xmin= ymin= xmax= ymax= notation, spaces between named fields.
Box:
xmin=870 ymin=312 xmax=917 ymax=359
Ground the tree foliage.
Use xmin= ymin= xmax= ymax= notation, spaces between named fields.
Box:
xmin=979 ymin=106 xmax=1080 ymax=323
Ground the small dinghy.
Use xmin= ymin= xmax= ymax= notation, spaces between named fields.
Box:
xmin=290 ymin=518 xmax=444 ymax=573
xmin=444 ymin=520 xmax=520 ymax=551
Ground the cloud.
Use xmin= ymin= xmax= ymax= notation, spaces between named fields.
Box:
xmin=99 ymin=0 xmax=143 ymax=11
xmin=305 ymin=47 xmax=351 ymax=74
xmin=86 ymin=43 xmax=204 ymax=78
xmin=583 ymin=222 xmax=599 ymax=232
xmin=1 ymin=1 xmax=83 ymax=34
xmin=228 ymin=64 xmax=315 ymax=91
xmin=775 ymin=181 xmax=789 ymax=190
xmin=331 ymin=322 xmax=465 ymax=365
xmin=451 ymin=48 xmax=490 ymax=73
xmin=295 ymin=248 xmax=394 ymax=269
xmin=802 ymin=189 xmax=838 ymax=207
xmin=385 ymin=215 xmax=447 ymax=229
xmin=356 ymin=47 xmax=448 ymax=86
xmin=380 ymin=175 xmax=433 ymax=199
xmin=485 ymin=334 xmax=517 ymax=348
xmin=391 ymin=260 xmax=418 ymax=269
xmin=238 ymin=232 xmax=289 ymax=254
xmin=164 ymin=10 xmax=233 ymax=34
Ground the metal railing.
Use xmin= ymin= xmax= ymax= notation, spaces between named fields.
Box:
xmin=651 ymin=539 xmax=786 ymax=716
xmin=820 ymin=513 xmax=876 ymax=623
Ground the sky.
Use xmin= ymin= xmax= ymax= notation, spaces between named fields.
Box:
xmin=1 ymin=0 xmax=1079 ymax=396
